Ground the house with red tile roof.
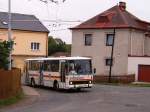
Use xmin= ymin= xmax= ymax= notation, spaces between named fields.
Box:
xmin=71 ymin=2 xmax=150 ymax=82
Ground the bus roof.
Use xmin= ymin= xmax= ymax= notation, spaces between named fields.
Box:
xmin=25 ymin=56 xmax=91 ymax=61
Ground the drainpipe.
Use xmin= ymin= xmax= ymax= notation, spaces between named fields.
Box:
xmin=108 ymin=28 xmax=116 ymax=83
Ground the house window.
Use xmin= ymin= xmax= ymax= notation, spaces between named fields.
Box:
xmin=105 ymin=58 xmax=113 ymax=66
xmin=85 ymin=34 xmax=92 ymax=46
xmin=106 ymin=34 xmax=114 ymax=46
xmin=31 ymin=42 xmax=40 ymax=50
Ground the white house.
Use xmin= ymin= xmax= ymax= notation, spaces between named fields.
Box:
xmin=71 ymin=2 xmax=150 ymax=82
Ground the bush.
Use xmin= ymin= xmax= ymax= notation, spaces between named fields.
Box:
xmin=0 ymin=41 xmax=12 ymax=70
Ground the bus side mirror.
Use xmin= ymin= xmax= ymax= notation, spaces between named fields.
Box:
xmin=93 ymin=68 xmax=96 ymax=74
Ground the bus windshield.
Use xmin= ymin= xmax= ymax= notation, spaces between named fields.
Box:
xmin=68 ymin=60 xmax=92 ymax=75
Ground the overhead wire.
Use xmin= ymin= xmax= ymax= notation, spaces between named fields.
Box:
xmin=0 ymin=0 xmax=80 ymax=34
xmin=10 ymin=19 xmax=82 ymax=22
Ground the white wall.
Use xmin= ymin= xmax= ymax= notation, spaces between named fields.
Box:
xmin=128 ymin=57 xmax=150 ymax=81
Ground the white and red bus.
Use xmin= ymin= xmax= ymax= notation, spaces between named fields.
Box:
xmin=24 ymin=57 xmax=94 ymax=90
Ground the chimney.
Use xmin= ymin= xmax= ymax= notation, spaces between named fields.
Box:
xmin=119 ymin=2 xmax=126 ymax=11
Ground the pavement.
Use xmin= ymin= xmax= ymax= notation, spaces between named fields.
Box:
xmin=21 ymin=73 xmax=40 ymax=96
xmin=1 ymin=84 xmax=150 ymax=112
xmin=22 ymin=86 xmax=40 ymax=96
xmin=132 ymin=81 xmax=150 ymax=84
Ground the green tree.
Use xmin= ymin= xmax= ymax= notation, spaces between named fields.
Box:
xmin=48 ymin=36 xmax=71 ymax=56
xmin=65 ymin=44 xmax=71 ymax=53
xmin=48 ymin=36 xmax=58 ymax=55
xmin=0 ymin=41 xmax=12 ymax=69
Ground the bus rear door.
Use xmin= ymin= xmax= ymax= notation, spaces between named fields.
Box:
xmin=60 ymin=61 xmax=67 ymax=82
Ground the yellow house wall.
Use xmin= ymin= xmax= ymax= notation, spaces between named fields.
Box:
xmin=0 ymin=29 xmax=48 ymax=56
xmin=12 ymin=55 xmax=42 ymax=72
xmin=0 ymin=28 xmax=48 ymax=71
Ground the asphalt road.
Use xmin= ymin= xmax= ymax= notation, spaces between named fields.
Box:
xmin=1 ymin=84 xmax=150 ymax=112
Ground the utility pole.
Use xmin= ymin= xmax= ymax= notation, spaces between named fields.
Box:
xmin=8 ymin=0 xmax=12 ymax=70
xmin=108 ymin=28 xmax=116 ymax=83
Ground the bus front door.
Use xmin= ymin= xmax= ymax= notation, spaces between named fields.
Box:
xmin=60 ymin=62 xmax=66 ymax=82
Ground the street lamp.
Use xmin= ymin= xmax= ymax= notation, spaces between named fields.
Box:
xmin=8 ymin=0 xmax=12 ymax=70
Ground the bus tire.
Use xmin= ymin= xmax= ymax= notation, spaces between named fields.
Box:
xmin=31 ymin=78 xmax=36 ymax=87
xmin=53 ymin=81 xmax=59 ymax=90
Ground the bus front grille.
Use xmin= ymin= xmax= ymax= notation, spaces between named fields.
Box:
xmin=70 ymin=81 xmax=91 ymax=85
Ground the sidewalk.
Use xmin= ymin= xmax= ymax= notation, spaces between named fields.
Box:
xmin=22 ymin=86 xmax=40 ymax=96
xmin=132 ymin=82 xmax=150 ymax=84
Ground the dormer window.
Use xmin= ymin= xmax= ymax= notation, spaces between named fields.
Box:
xmin=97 ymin=15 xmax=109 ymax=23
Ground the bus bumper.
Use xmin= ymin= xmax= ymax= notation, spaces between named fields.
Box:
xmin=66 ymin=84 xmax=93 ymax=89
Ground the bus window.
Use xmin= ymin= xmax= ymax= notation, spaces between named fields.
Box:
xmin=51 ymin=60 xmax=59 ymax=72
xmin=29 ymin=61 xmax=40 ymax=70
xmin=43 ymin=60 xmax=59 ymax=72
xmin=69 ymin=62 xmax=77 ymax=75
xmin=68 ymin=60 xmax=92 ymax=75
xmin=43 ymin=61 xmax=51 ymax=71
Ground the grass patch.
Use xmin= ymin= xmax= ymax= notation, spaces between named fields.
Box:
xmin=0 ymin=92 xmax=24 ymax=107
xmin=95 ymin=82 xmax=124 ymax=86
xmin=129 ymin=83 xmax=150 ymax=87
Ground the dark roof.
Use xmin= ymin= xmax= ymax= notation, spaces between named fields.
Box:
xmin=0 ymin=12 xmax=49 ymax=32
xmin=71 ymin=5 xmax=150 ymax=31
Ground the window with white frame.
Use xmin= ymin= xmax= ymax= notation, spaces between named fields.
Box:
xmin=106 ymin=34 xmax=114 ymax=46
xmin=31 ymin=42 xmax=40 ymax=50
xmin=84 ymin=34 xmax=92 ymax=46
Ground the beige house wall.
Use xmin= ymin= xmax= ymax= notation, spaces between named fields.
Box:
xmin=0 ymin=28 xmax=48 ymax=70
xmin=71 ymin=28 xmax=148 ymax=76
xmin=71 ymin=29 xmax=129 ymax=76
xmin=145 ymin=37 xmax=150 ymax=56
xmin=129 ymin=30 xmax=145 ymax=56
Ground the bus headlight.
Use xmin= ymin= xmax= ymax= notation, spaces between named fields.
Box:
xmin=89 ymin=81 xmax=92 ymax=84
xmin=69 ymin=81 xmax=73 ymax=85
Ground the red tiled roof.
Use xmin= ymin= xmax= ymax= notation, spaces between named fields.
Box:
xmin=71 ymin=5 xmax=150 ymax=31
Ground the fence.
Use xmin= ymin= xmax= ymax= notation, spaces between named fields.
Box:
xmin=0 ymin=68 xmax=22 ymax=99
xmin=94 ymin=74 xmax=135 ymax=83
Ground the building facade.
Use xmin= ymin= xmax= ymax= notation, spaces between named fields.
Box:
xmin=71 ymin=2 xmax=150 ymax=82
xmin=0 ymin=12 xmax=49 ymax=71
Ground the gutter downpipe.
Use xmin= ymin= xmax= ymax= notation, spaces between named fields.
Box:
xmin=108 ymin=28 xmax=116 ymax=83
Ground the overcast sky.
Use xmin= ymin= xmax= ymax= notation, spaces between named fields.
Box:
xmin=0 ymin=0 xmax=150 ymax=44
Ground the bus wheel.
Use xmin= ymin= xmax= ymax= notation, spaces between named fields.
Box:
xmin=31 ymin=78 xmax=36 ymax=87
xmin=53 ymin=81 xmax=59 ymax=90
